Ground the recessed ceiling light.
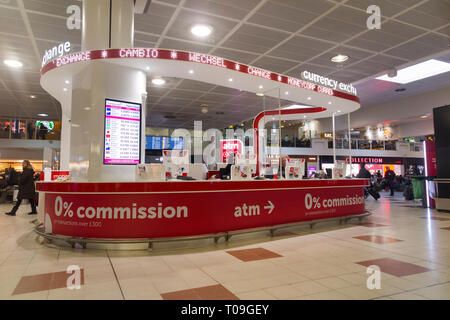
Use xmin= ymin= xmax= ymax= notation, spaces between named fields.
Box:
xmin=307 ymin=97 xmax=311 ymax=100
xmin=421 ymin=115 xmax=428 ymax=118
xmin=303 ymin=115 xmax=307 ymax=118
xmin=152 ymin=78 xmax=165 ymax=85
xmin=228 ymin=78 xmax=233 ymax=82
xmin=63 ymin=88 xmax=68 ymax=91
xmin=337 ymin=110 xmax=341 ymax=113
xmin=331 ymin=54 xmax=349 ymax=63
xmin=191 ymin=24 xmax=212 ymax=37
xmin=285 ymin=91 xmax=289 ymax=95
xmin=146 ymin=66 xmax=150 ymax=70
xmin=4 ymin=59 xmax=23 ymax=68
xmin=189 ymin=70 xmax=194 ymax=74
xmin=256 ymin=93 xmax=264 ymax=97
xmin=38 ymin=113 xmax=48 ymax=117
xmin=259 ymin=85 xmax=263 ymax=89
xmin=65 ymin=80 xmax=70 ymax=84
xmin=328 ymin=102 xmax=332 ymax=105
xmin=30 ymin=95 xmax=36 ymax=99
xmin=376 ymin=59 xmax=450 ymax=84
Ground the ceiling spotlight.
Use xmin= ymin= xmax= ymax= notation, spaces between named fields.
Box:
xmin=189 ymin=70 xmax=194 ymax=74
xmin=201 ymin=106 xmax=208 ymax=114
xmin=420 ymin=115 xmax=428 ymax=118
xmin=30 ymin=95 xmax=36 ymax=99
xmin=63 ymin=88 xmax=68 ymax=91
xmin=331 ymin=54 xmax=349 ymax=63
xmin=4 ymin=59 xmax=23 ymax=68
xmin=38 ymin=113 xmax=48 ymax=117
xmin=152 ymin=78 xmax=166 ymax=85
xmin=146 ymin=66 xmax=150 ymax=70
xmin=191 ymin=24 xmax=212 ymax=37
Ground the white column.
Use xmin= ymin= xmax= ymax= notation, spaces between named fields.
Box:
xmin=82 ymin=0 xmax=134 ymax=50
xmin=60 ymin=111 xmax=71 ymax=170
xmin=332 ymin=112 xmax=336 ymax=179
xmin=348 ymin=113 xmax=352 ymax=177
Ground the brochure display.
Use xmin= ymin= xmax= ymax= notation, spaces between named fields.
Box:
xmin=286 ymin=158 xmax=305 ymax=180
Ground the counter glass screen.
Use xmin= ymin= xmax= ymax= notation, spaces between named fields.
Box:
xmin=103 ymin=99 xmax=141 ymax=164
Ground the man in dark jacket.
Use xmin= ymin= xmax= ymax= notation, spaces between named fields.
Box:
xmin=5 ymin=160 xmax=37 ymax=216
xmin=384 ymin=167 xmax=396 ymax=196
xmin=357 ymin=164 xmax=371 ymax=179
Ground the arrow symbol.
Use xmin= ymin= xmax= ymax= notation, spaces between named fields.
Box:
xmin=264 ymin=200 xmax=274 ymax=214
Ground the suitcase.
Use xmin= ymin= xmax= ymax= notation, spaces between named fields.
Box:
xmin=367 ymin=187 xmax=380 ymax=200
xmin=404 ymin=185 xmax=414 ymax=200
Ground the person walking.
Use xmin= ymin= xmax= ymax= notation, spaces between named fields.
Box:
xmin=384 ymin=166 xmax=396 ymax=196
xmin=5 ymin=160 xmax=37 ymax=216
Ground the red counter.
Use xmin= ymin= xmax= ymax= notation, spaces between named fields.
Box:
xmin=37 ymin=179 xmax=369 ymax=239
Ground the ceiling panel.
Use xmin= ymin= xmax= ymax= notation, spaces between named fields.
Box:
xmin=247 ymin=1 xmax=318 ymax=33
xmin=252 ymin=56 xmax=299 ymax=74
xmin=134 ymin=2 xmax=176 ymax=35
xmin=415 ymin=0 xmax=450 ymax=21
xmin=0 ymin=7 xmax=28 ymax=36
xmin=23 ymin=0 xmax=77 ymax=17
xmin=28 ymin=13 xmax=81 ymax=44
xmin=1 ymin=0 xmax=449 ymax=125
xmin=345 ymin=0 xmax=409 ymax=17
xmin=269 ymin=0 xmax=334 ymax=15
xmin=222 ymin=23 xmax=290 ymax=54
xmin=166 ymin=9 xmax=238 ymax=46
xmin=210 ymin=47 xmax=258 ymax=64
xmin=183 ymin=0 xmax=260 ymax=20
xmin=396 ymin=9 xmax=450 ymax=30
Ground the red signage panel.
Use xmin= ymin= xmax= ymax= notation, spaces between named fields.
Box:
xmin=43 ymin=185 xmax=366 ymax=238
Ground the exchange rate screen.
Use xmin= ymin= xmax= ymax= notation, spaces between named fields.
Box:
xmin=103 ymin=99 xmax=141 ymax=164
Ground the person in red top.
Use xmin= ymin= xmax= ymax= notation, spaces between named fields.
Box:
xmin=384 ymin=167 xmax=396 ymax=196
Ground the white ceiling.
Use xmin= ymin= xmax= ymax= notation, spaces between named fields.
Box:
xmin=0 ymin=0 xmax=449 ymax=129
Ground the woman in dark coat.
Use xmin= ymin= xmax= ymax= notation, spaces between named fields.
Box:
xmin=5 ymin=160 xmax=37 ymax=216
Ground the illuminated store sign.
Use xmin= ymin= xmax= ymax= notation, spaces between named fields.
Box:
xmin=346 ymin=157 xmax=383 ymax=164
xmin=42 ymin=41 xmax=71 ymax=67
xmin=220 ymin=139 xmax=243 ymax=163
xmin=301 ymin=71 xmax=357 ymax=95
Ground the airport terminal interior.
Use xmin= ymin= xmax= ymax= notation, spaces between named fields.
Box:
xmin=0 ymin=0 xmax=449 ymax=301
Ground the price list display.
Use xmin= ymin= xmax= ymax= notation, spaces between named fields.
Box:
xmin=103 ymin=99 xmax=141 ymax=164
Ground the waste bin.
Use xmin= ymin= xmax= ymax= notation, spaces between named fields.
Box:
xmin=411 ymin=176 xmax=426 ymax=208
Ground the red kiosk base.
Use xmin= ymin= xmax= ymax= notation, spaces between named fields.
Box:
xmin=35 ymin=179 xmax=370 ymax=248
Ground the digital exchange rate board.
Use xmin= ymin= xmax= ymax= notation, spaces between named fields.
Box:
xmin=104 ymin=99 xmax=141 ymax=164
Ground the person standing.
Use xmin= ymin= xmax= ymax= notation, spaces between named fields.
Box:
xmin=5 ymin=160 xmax=37 ymax=216
xmin=384 ymin=166 xmax=396 ymax=196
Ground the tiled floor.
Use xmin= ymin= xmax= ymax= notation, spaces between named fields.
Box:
xmin=1 ymin=191 xmax=449 ymax=300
